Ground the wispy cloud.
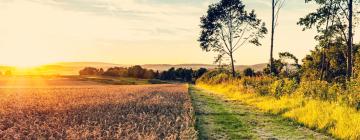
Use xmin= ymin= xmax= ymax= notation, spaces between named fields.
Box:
xmin=0 ymin=0 xmax=356 ymax=66
xmin=10 ymin=0 xmax=211 ymax=40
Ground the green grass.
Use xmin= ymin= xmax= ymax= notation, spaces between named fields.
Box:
xmin=190 ymin=85 xmax=332 ymax=140
xmin=190 ymin=86 xmax=252 ymax=139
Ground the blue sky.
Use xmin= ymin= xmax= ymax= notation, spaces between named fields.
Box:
xmin=0 ymin=0 xmax=358 ymax=66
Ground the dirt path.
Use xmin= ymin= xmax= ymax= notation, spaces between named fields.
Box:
xmin=189 ymin=86 xmax=333 ymax=140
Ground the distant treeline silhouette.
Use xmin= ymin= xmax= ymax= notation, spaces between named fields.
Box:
xmin=79 ymin=65 xmax=158 ymax=79
xmin=79 ymin=66 xmax=207 ymax=82
xmin=159 ymin=67 xmax=207 ymax=82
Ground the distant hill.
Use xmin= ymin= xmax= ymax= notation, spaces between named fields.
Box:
xmin=0 ymin=62 xmax=267 ymax=75
xmin=142 ymin=63 xmax=267 ymax=72
xmin=51 ymin=62 xmax=128 ymax=68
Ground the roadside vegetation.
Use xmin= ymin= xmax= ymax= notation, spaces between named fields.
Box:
xmin=190 ymin=86 xmax=331 ymax=139
xmin=194 ymin=0 xmax=360 ymax=139
xmin=196 ymin=72 xmax=360 ymax=139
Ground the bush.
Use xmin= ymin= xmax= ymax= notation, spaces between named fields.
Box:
xmin=270 ymin=79 xmax=298 ymax=98
xmin=339 ymin=81 xmax=360 ymax=109
xmin=242 ymin=77 xmax=274 ymax=95
xmin=243 ymin=68 xmax=255 ymax=77
xmin=295 ymin=80 xmax=340 ymax=101
xmin=197 ymin=70 xmax=354 ymax=106
xmin=197 ymin=70 xmax=231 ymax=85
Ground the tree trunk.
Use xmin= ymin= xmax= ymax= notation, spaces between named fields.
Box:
xmin=321 ymin=0 xmax=332 ymax=81
xmin=347 ymin=0 xmax=353 ymax=81
xmin=230 ymin=53 xmax=236 ymax=77
xmin=320 ymin=50 xmax=326 ymax=81
xmin=270 ymin=0 xmax=275 ymax=75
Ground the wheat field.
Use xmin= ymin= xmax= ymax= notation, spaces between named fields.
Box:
xmin=0 ymin=83 xmax=196 ymax=139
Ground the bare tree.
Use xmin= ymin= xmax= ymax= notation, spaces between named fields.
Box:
xmin=270 ymin=0 xmax=285 ymax=75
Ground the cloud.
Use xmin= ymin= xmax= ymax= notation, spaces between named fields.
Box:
xmin=0 ymin=0 xmax=207 ymax=41
xmin=0 ymin=0 xmax=357 ymax=66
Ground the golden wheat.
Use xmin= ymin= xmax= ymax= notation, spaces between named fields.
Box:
xmin=0 ymin=84 xmax=196 ymax=139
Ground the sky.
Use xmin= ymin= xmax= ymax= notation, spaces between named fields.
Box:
xmin=0 ymin=0 xmax=358 ymax=67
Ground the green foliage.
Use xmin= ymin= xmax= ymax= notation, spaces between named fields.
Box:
xmin=80 ymin=66 xmax=156 ymax=79
xmin=301 ymin=42 xmax=359 ymax=83
xmin=296 ymin=80 xmax=332 ymax=101
xmin=160 ymin=67 xmax=208 ymax=82
xmin=341 ymin=80 xmax=360 ymax=110
xmin=197 ymin=70 xmax=360 ymax=109
xmin=241 ymin=77 xmax=275 ymax=95
xmin=193 ymin=68 xmax=208 ymax=79
xmin=197 ymin=70 xmax=232 ymax=85
xmin=199 ymin=0 xmax=267 ymax=77
xmin=298 ymin=0 xmax=350 ymax=39
xmin=243 ymin=68 xmax=255 ymax=77
xmin=79 ymin=67 xmax=104 ymax=76
xmin=264 ymin=52 xmax=300 ymax=79
xmin=270 ymin=79 xmax=298 ymax=98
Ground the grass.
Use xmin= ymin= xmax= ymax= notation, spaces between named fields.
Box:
xmin=190 ymin=85 xmax=330 ymax=139
xmin=198 ymin=83 xmax=360 ymax=140
xmin=0 ymin=84 xmax=196 ymax=139
xmin=190 ymin=86 xmax=252 ymax=139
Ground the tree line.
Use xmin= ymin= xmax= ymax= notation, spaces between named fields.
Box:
xmin=79 ymin=66 xmax=208 ymax=82
xmin=199 ymin=0 xmax=359 ymax=83
xmin=79 ymin=65 xmax=159 ymax=79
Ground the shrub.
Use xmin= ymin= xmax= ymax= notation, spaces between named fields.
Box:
xmin=208 ymin=73 xmax=232 ymax=84
xmin=243 ymin=68 xmax=255 ymax=77
xmin=296 ymin=80 xmax=330 ymax=100
xmin=340 ymin=81 xmax=360 ymax=109
xmin=270 ymin=79 xmax=298 ymax=98
xmin=197 ymin=70 xmax=232 ymax=85
xmin=242 ymin=77 xmax=274 ymax=95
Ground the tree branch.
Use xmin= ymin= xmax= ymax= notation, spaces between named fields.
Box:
xmin=234 ymin=23 xmax=249 ymax=48
xmin=220 ymin=27 xmax=232 ymax=54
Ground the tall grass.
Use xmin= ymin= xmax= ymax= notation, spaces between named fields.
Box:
xmin=197 ymin=72 xmax=360 ymax=139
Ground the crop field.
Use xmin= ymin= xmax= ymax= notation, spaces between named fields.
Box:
xmin=0 ymin=82 xmax=196 ymax=139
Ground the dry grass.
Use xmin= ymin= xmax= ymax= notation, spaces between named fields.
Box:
xmin=0 ymin=84 xmax=196 ymax=139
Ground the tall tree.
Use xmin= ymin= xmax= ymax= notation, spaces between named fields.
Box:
xmin=270 ymin=0 xmax=285 ymax=75
xmin=347 ymin=0 xmax=353 ymax=80
xmin=298 ymin=0 xmax=358 ymax=81
xmin=199 ymin=0 xmax=267 ymax=77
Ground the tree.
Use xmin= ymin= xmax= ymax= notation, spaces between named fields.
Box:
xmin=270 ymin=0 xmax=286 ymax=75
xmin=264 ymin=52 xmax=300 ymax=78
xmin=279 ymin=52 xmax=301 ymax=77
xmin=199 ymin=0 xmax=267 ymax=77
xmin=128 ymin=65 xmax=145 ymax=78
xmin=143 ymin=69 xmax=156 ymax=79
xmin=103 ymin=67 xmax=128 ymax=77
xmin=79 ymin=67 xmax=102 ymax=76
xmin=160 ymin=67 xmax=176 ymax=81
xmin=194 ymin=68 xmax=208 ymax=79
xmin=298 ymin=0 xmax=358 ymax=81
xmin=243 ymin=68 xmax=255 ymax=77
xmin=301 ymin=41 xmax=359 ymax=82
xmin=347 ymin=0 xmax=353 ymax=80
